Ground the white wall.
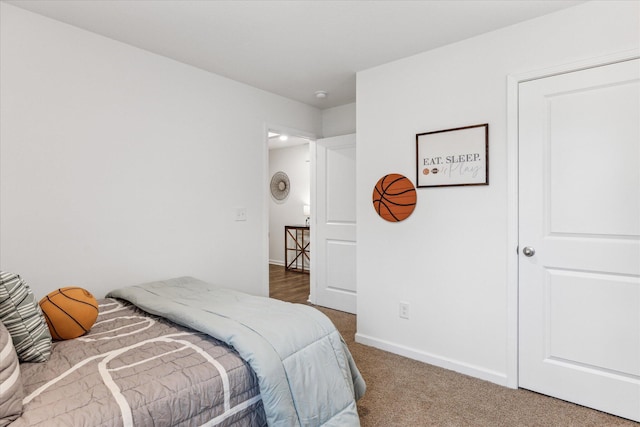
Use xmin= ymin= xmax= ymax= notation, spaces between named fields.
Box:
xmin=0 ymin=4 xmax=322 ymax=299
xmin=322 ymin=103 xmax=356 ymax=138
xmin=268 ymin=144 xmax=311 ymax=266
xmin=356 ymin=1 xmax=639 ymax=385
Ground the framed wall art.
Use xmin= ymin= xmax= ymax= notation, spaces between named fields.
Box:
xmin=416 ymin=123 xmax=489 ymax=188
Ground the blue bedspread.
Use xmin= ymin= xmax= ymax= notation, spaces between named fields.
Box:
xmin=107 ymin=277 xmax=365 ymax=427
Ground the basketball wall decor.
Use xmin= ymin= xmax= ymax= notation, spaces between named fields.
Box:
xmin=39 ymin=287 xmax=99 ymax=340
xmin=372 ymin=173 xmax=417 ymax=222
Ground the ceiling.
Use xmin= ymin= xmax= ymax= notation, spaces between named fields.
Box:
xmin=268 ymin=133 xmax=310 ymax=150
xmin=5 ymin=0 xmax=584 ymax=109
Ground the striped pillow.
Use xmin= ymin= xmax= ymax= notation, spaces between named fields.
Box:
xmin=0 ymin=272 xmax=51 ymax=362
xmin=0 ymin=320 xmax=24 ymax=425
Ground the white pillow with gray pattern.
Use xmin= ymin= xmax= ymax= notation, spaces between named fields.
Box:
xmin=0 ymin=320 xmax=23 ymax=426
xmin=0 ymin=272 xmax=51 ymax=362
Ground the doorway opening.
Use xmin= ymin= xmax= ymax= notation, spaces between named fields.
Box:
xmin=266 ymin=129 xmax=314 ymax=302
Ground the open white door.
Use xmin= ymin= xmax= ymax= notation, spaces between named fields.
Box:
xmin=311 ymin=134 xmax=357 ymax=313
xmin=518 ymin=58 xmax=640 ymax=421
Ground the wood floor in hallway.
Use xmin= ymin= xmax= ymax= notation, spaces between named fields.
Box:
xmin=268 ymin=263 xmax=310 ymax=304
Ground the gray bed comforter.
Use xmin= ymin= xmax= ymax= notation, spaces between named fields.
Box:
xmin=107 ymin=277 xmax=366 ymax=427
xmin=16 ymin=298 xmax=266 ymax=426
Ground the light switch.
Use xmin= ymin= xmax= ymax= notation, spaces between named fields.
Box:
xmin=235 ymin=207 xmax=247 ymax=221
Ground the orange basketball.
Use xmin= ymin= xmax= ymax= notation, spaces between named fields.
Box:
xmin=372 ymin=173 xmax=417 ymax=222
xmin=39 ymin=287 xmax=99 ymax=340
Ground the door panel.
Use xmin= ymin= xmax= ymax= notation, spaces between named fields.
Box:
xmin=313 ymin=134 xmax=357 ymax=313
xmin=547 ymin=80 xmax=639 ymax=236
xmin=547 ymin=269 xmax=639 ymax=376
xmin=518 ymin=58 xmax=640 ymax=422
xmin=326 ymin=240 xmax=357 ymax=294
xmin=326 ymin=145 xmax=357 ymax=224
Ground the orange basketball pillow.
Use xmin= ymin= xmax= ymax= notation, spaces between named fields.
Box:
xmin=39 ymin=287 xmax=99 ymax=340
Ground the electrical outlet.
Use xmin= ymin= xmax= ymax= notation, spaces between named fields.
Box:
xmin=235 ymin=207 xmax=247 ymax=221
xmin=399 ymin=302 xmax=409 ymax=319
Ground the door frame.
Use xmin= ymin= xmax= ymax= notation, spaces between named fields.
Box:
xmin=262 ymin=123 xmax=317 ymax=298
xmin=309 ymin=138 xmax=317 ymax=305
xmin=505 ymin=48 xmax=639 ymax=389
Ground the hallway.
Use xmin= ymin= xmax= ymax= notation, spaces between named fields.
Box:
xmin=268 ymin=263 xmax=309 ymax=304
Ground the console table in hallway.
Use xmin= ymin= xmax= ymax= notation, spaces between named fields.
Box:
xmin=285 ymin=225 xmax=310 ymax=273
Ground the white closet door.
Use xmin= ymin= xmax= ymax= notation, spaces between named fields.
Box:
xmin=519 ymin=58 xmax=640 ymax=422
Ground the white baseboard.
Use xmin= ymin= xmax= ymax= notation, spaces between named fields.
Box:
xmin=355 ymin=333 xmax=508 ymax=387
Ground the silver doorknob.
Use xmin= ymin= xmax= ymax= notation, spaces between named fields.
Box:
xmin=522 ymin=246 xmax=535 ymax=257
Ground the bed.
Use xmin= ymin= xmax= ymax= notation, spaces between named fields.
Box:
xmin=1 ymin=276 xmax=365 ymax=426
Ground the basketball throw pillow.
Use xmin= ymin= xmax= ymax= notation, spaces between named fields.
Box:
xmin=39 ymin=287 xmax=99 ymax=340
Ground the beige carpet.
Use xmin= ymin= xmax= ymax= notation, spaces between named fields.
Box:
xmin=315 ymin=306 xmax=637 ymax=427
